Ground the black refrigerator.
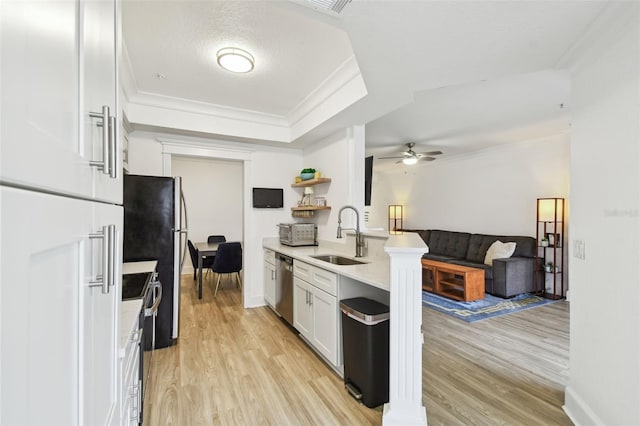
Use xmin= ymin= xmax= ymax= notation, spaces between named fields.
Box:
xmin=123 ymin=174 xmax=187 ymax=349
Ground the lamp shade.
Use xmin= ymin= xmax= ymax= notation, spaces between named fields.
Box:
xmin=388 ymin=204 xmax=403 ymax=233
xmin=538 ymin=198 xmax=563 ymax=222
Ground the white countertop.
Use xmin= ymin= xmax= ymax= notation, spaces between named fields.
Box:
xmin=119 ymin=299 xmax=143 ymax=357
xmin=122 ymin=260 xmax=157 ymax=275
xmin=263 ymin=238 xmax=391 ymax=291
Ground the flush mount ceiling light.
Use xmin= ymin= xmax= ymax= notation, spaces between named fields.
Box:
xmin=216 ymin=47 xmax=254 ymax=73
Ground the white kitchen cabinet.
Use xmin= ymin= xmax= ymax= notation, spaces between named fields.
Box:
xmin=293 ymin=261 xmax=340 ymax=367
xmin=311 ymin=286 xmax=338 ymax=364
xmin=1 ymin=187 xmax=122 ymax=425
xmin=84 ymin=202 xmax=122 ymax=425
xmin=293 ymin=277 xmax=314 ymax=340
xmin=264 ymin=249 xmax=276 ymax=308
xmin=0 ymin=0 xmax=121 ymax=203
xmin=120 ymin=303 xmax=142 ymax=426
xmin=84 ymin=0 xmax=122 ymax=203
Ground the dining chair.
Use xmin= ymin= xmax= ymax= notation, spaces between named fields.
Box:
xmin=204 ymin=235 xmax=226 ymax=278
xmin=187 ymin=240 xmax=214 ymax=281
xmin=207 ymin=235 xmax=226 ymax=244
xmin=210 ymin=242 xmax=242 ymax=296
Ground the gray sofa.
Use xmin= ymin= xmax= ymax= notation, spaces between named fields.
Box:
xmin=405 ymin=229 xmax=537 ymax=298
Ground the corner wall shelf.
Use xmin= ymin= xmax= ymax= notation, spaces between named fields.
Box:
xmin=291 ymin=177 xmax=332 ymax=217
xmin=291 ymin=177 xmax=331 ymax=187
xmin=291 ymin=206 xmax=331 ymax=211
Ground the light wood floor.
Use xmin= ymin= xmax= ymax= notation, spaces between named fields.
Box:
xmin=144 ymin=274 xmax=570 ymax=425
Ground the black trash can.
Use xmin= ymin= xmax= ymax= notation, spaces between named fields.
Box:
xmin=340 ymin=297 xmax=390 ymax=408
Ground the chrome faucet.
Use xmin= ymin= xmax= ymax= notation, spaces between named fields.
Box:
xmin=336 ymin=205 xmax=365 ymax=257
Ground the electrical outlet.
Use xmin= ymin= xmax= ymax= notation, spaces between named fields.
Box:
xmin=573 ymin=240 xmax=585 ymax=259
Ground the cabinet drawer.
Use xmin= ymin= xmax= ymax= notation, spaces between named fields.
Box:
xmin=311 ymin=267 xmax=337 ymax=296
xmin=293 ymin=260 xmax=313 ymax=281
xmin=264 ymin=249 xmax=275 ymax=265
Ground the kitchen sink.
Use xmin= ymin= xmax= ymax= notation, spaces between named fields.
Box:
xmin=310 ymin=254 xmax=367 ymax=266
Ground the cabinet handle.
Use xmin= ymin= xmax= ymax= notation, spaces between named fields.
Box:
xmin=108 ymin=115 xmax=117 ymax=179
xmin=89 ymin=224 xmax=116 ymax=294
xmin=108 ymin=224 xmax=116 ymax=288
xmin=89 ymin=105 xmax=111 ymax=175
xmin=89 ymin=225 xmax=110 ymax=294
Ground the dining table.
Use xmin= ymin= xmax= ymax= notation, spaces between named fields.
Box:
xmin=194 ymin=241 xmax=220 ymax=299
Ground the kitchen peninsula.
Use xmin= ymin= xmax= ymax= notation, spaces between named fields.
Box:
xmin=264 ymin=231 xmax=429 ymax=425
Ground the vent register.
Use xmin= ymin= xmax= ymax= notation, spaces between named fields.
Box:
xmin=300 ymin=0 xmax=352 ymax=14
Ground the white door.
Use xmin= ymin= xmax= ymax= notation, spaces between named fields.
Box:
xmin=293 ymin=277 xmax=313 ymax=340
xmin=83 ymin=202 xmax=122 ymax=425
xmin=0 ymin=1 xmax=93 ymax=198
xmin=0 ymin=186 xmax=92 ymax=425
xmin=312 ymin=287 xmax=338 ymax=365
xmin=83 ymin=0 xmax=121 ymax=203
xmin=264 ymin=261 xmax=276 ymax=308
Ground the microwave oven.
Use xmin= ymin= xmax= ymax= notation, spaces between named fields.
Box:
xmin=278 ymin=223 xmax=318 ymax=246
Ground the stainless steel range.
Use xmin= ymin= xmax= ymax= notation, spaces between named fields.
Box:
xmin=122 ymin=270 xmax=162 ymax=424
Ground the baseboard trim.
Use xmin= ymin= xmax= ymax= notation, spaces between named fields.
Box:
xmin=564 ymin=385 xmax=605 ymax=425
xmin=244 ymin=294 xmax=266 ymax=308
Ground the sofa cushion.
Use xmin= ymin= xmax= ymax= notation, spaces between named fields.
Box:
xmin=484 ymin=240 xmax=516 ymax=266
xmin=427 ymin=230 xmax=470 ymax=258
xmin=466 ymin=234 xmax=536 ymax=263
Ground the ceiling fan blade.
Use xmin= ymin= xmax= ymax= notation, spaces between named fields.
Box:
xmin=420 ymin=156 xmax=436 ymax=161
xmin=418 ymin=150 xmax=443 ymax=156
xmin=379 ymin=156 xmax=404 ymax=160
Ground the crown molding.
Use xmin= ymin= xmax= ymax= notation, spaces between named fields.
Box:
xmin=555 ymin=2 xmax=638 ymax=72
xmin=121 ymin=46 xmax=366 ymax=143
xmin=287 ymin=55 xmax=366 ymax=127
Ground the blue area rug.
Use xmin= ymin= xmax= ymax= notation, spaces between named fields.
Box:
xmin=422 ymin=291 xmax=556 ymax=323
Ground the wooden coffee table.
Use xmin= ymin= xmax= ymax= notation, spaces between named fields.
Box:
xmin=421 ymin=259 xmax=485 ymax=302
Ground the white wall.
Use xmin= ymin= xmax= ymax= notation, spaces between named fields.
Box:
xmin=127 ymin=134 xmax=163 ymax=176
xmin=301 ymin=126 xmax=366 ymax=242
xmin=171 ymin=156 xmax=243 ymax=275
xmin=563 ymin=4 xmax=640 ymax=425
xmin=370 ymin=134 xmax=569 ymax=236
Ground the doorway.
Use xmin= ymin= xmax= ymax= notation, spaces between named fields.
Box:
xmin=172 ymin=155 xmax=243 ymax=302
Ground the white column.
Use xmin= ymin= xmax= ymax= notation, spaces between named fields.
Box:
xmin=383 ymin=233 xmax=428 ymax=425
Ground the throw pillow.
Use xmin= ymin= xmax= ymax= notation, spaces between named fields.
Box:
xmin=484 ymin=240 xmax=517 ymax=266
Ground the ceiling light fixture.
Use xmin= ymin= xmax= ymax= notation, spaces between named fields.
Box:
xmin=216 ymin=47 xmax=254 ymax=73
xmin=402 ymin=156 xmax=418 ymax=165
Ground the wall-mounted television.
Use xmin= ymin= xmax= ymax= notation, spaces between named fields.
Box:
xmin=252 ymin=187 xmax=283 ymax=208
xmin=364 ymin=156 xmax=373 ymax=206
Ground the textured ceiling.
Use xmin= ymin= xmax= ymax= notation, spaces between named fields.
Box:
xmin=122 ymin=0 xmax=608 ymax=162
xmin=123 ymin=0 xmax=354 ymax=116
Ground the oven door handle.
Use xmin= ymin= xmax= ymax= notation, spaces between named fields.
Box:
xmin=145 ymin=281 xmax=163 ymax=317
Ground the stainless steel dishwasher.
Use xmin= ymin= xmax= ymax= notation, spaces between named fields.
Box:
xmin=275 ymin=253 xmax=294 ymax=326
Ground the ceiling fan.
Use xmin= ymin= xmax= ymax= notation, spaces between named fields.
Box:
xmin=378 ymin=143 xmax=443 ymax=165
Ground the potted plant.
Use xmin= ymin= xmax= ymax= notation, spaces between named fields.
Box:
xmin=541 ymin=237 xmax=549 ymax=247
xmin=544 ymin=262 xmax=554 ymax=273
xmin=300 ymin=168 xmax=316 ymax=181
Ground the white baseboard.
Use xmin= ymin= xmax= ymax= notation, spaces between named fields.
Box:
xmin=564 ymin=385 xmax=604 ymax=425
xmin=565 ymin=290 xmax=570 ymax=302
xmin=244 ymin=294 xmax=266 ymax=308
